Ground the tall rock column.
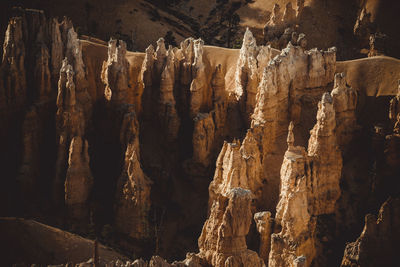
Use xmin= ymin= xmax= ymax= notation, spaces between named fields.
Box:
xmin=269 ymin=92 xmax=343 ymax=267
xmin=114 ymin=110 xmax=152 ymax=239
xmin=101 ymin=39 xmax=133 ymax=104
xmin=55 ymin=58 xmax=90 ymax=216
xmin=0 ymin=17 xmax=27 ymax=108
xmin=331 ymin=73 xmax=358 ymax=149
xmin=158 ymin=42 xmax=180 ymax=141
xmin=64 ymin=136 xmax=94 ymax=220
xmin=189 ymin=39 xmax=206 ymax=117
xmin=198 ymin=188 xmax=264 ymax=267
xmin=254 ymin=211 xmax=273 ymax=263
xmin=234 ymin=28 xmax=260 ymax=125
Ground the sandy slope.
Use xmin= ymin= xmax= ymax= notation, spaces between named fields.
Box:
xmin=0 ymin=217 xmax=127 ymax=266
xmin=337 ymin=56 xmax=400 ymax=97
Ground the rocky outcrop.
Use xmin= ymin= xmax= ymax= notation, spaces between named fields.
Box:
xmin=198 ymin=188 xmax=264 ymax=267
xmin=234 ymin=28 xmax=275 ymax=125
xmin=114 ymin=110 xmax=152 ymax=239
xmin=269 ymin=91 xmax=342 ymax=267
xmin=254 ymin=211 xmax=274 ymax=263
xmin=102 ymin=40 xmax=152 ymax=238
xmin=0 ymin=16 xmax=27 ymax=108
xmin=102 ymin=39 xmax=132 ymax=104
xmin=263 ymin=1 xmax=305 ymax=50
xmin=331 ymin=73 xmax=358 ymax=149
xmin=210 ymin=39 xmax=336 ymax=215
xmin=64 ymin=136 xmax=93 ymax=220
xmin=157 ymin=39 xmax=180 ymax=141
xmin=55 ymin=59 xmax=86 ymax=206
xmin=341 ymin=197 xmax=400 ymax=267
xmin=189 ymin=39 xmax=206 ymax=117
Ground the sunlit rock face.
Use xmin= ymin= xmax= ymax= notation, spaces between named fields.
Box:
xmin=198 ymin=188 xmax=264 ymax=267
xmin=269 ymin=90 xmax=343 ymax=267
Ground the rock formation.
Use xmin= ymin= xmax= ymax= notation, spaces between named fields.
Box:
xmin=1 ymin=16 xmax=27 ymax=108
xmin=331 ymin=73 xmax=358 ymax=149
xmin=1 ymin=8 xmax=400 ymax=267
xmin=64 ymin=136 xmax=94 ymax=220
xmin=211 ymin=39 xmax=336 ymax=215
xmin=341 ymin=197 xmax=400 ymax=267
xmin=254 ymin=211 xmax=274 ymax=263
xmin=54 ymin=57 xmax=88 ymax=208
xmin=263 ymin=1 xmax=305 ymax=50
xmin=269 ymin=91 xmax=342 ymax=267
xmin=198 ymin=188 xmax=264 ymax=267
xmin=102 ymin=39 xmax=132 ymax=104
xmin=158 ymin=39 xmax=180 ymax=141
xmin=114 ymin=109 xmax=152 ymax=239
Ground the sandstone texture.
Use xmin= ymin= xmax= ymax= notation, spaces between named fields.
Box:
xmin=1 ymin=6 xmax=400 ymax=267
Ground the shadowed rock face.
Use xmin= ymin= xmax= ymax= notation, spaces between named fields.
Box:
xmin=341 ymin=197 xmax=400 ymax=267
xmin=1 ymin=7 xmax=400 ymax=267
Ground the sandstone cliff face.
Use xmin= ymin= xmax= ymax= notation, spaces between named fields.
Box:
xmin=341 ymin=197 xmax=400 ymax=267
xmin=198 ymin=188 xmax=264 ymax=267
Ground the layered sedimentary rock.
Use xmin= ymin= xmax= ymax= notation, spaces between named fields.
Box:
xmin=198 ymin=188 xmax=264 ymax=267
xmin=341 ymin=197 xmax=400 ymax=267
xmin=269 ymin=91 xmax=343 ymax=267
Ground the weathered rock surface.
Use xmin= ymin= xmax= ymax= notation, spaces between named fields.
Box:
xmin=64 ymin=136 xmax=93 ymax=219
xmin=102 ymin=39 xmax=133 ymax=104
xmin=254 ymin=211 xmax=273 ymax=263
xmin=211 ymin=37 xmax=336 ymax=214
xmin=2 ymin=8 xmax=400 ymax=267
xmin=331 ymin=73 xmax=358 ymax=149
xmin=341 ymin=197 xmax=400 ymax=267
xmin=114 ymin=110 xmax=152 ymax=239
xmin=269 ymin=90 xmax=343 ymax=267
xmin=198 ymin=188 xmax=264 ymax=267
